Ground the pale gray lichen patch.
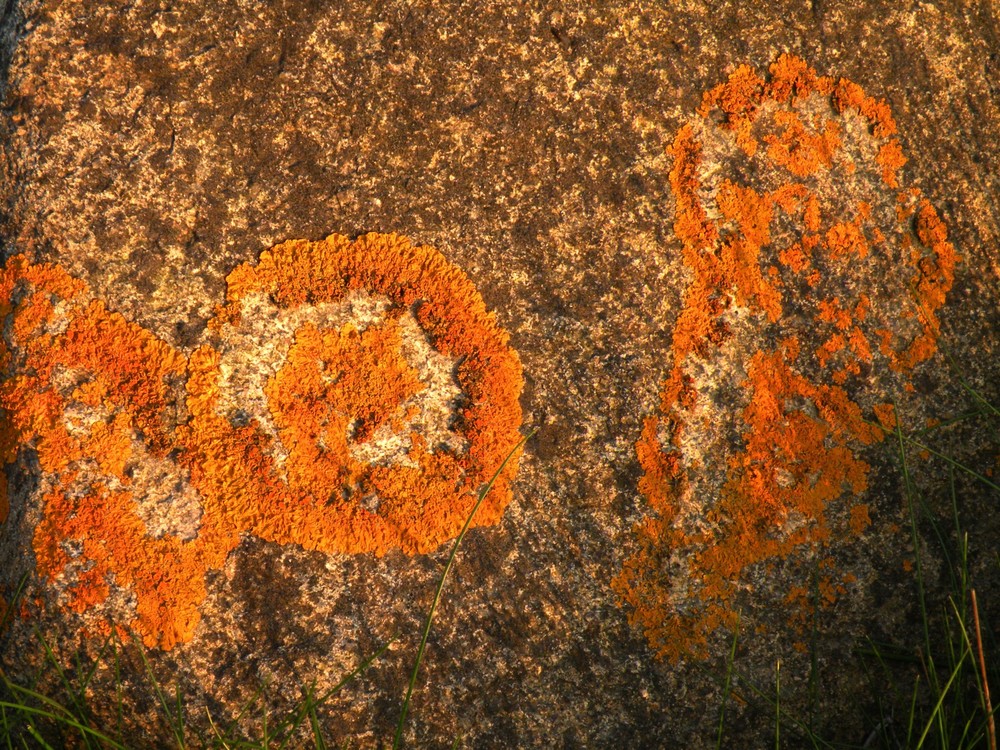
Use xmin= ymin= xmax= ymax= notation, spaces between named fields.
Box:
xmin=129 ymin=452 xmax=203 ymax=541
xmin=669 ymin=302 xmax=764 ymax=500
xmin=349 ymin=308 xmax=468 ymax=468
xmin=214 ymin=290 xmax=467 ymax=476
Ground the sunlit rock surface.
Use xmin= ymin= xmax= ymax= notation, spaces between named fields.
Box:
xmin=0 ymin=0 xmax=998 ymax=746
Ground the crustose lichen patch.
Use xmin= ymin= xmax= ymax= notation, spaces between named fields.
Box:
xmin=613 ymin=55 xmax=958 ymax=662
xmin=0 ymin=233 xmax=524 ymax=650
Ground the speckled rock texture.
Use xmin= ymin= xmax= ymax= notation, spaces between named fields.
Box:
xmin=0 ymin=0 xmax=998 ymax=747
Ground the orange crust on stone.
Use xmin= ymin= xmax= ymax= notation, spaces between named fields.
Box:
xmin=0 ymin=233 xmax=524 ymax=649
xmin=613 ymin=55 xmax=958 ymax=662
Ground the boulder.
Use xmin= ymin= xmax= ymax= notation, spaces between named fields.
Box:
xmin=0 ymin=0 xmax=997 ymax=746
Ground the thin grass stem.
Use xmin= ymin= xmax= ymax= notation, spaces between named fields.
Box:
xmin=915 ymin=644 xmax=969 ymax=749
xmin=133 ymin=635 xmax=187 ymax=749
xmin=29 ymin=628 xmax=93 ymax=750
xmin=906 ymin=676 xmax=920 ymax=747
xmin=874 ymin=423 xmax=1000 ymax=494
xmin=774 ymin=659 xmax=781 ymax=750
xmin=971 ymin=590 xmax=996 ymax=750
xmin=0 ymin=700 xmax=125 ymax=749
xmin=715 ymin=617 xmax=739 ymax=750
xmin=306 ymin=692 xmax=328 ymax=750
xmin=0 ymin=575 xmax=28 ymax=635
xmin=219 ymin=678 xmax=269 ymax=742
xmin=274 ymin=639 xmax=393 ymax=748
xmin=24 ymin=723 xmax=54 ymax=750
xmin=205 ymin=705 xmax=231 ymax=748
xmin=909 ymin=285 xmax=1000 ymax=432
xmin=894 ymin=404 xmax=933 ymax=668
xmin=710 ymin=662 xmax=829 ymax=749
xmin=808 ymin=559 xmax=821 ymax=736
xmin=392 ymin=430 xmax=534 ymax=750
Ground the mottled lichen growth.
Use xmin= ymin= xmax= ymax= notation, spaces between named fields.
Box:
xmin=0 ymin=233 xmax=523 ymax=649
xmin=613 ymin=55 xmax=958 ymax=662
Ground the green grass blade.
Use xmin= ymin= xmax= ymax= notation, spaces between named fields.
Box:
xmin=910 ymin=288 xmax=1000 ymax=431
xmin=716 ymin=618 xmax=739 ymax=750
xmin=0 ymin=575 xmax=28 ymax=635
xmin=30 ymin=626 xmax=95 ymax=750
xmin=1 ymin=677 xmax=77 ymax=723
xmin=950 ymin=468 xmax=969 ymax=602
xmin=273 ymin=639 xmax=393 ymax=748
xmin=711 ymin=663 xmax=829 ymax=750
xmin=24 ymin=723 xmax=55 ymax=750
xmin=260 ymin=683 xmax=270 ymax=749
xmin=316 ymin=638 xmax=395 ymax=706
xmin=913 ymin=409 xmax=990 ymax=436
xmin=78 ymin=629 xmax=117 ymax=699
xmin=111 ymin=635 xmax=124 ymax=747
xmin=774 ymin=659 xmax=780 ymax=750
xmin=857 ymin=638 xmax=897 ymax=745
xmin=204 ymin=704 xmax=230 ymax=748
xmin=0 ymin=700 xmax=125 ymax=749
xmin=1 ymin=680 xmax=18 ymax=748
xmin=867 ymin=413 xmax=1000 ymax=493
xmin=306 ymin=694 xmax=328 ymax=750
xmin=957 ymin=712 xmax=976 ymax=749
xmin=217 ymin=678 xmax=270 ymax=743
xmin=176 ymin=682 xmax=186 ymax=745
xmin=2 ymin=701 xmax=16 ymax=750
xmin=915 ymin=645 xmax=970 ymax=749
xmin=392 ymin=430 xmax=534 ymax=750
xmin=906 ymin=675 xmax=920 ymax=747
xmin=807 ymin=560 xmax=821 ymax=737
xmin=893 ymin=404 xmax=933 ymax=665
xmin=901 ymin=435 xmax=999 ymax=494
xmin=937 ymin=343 xmax=1000 ymax=424
xmin=133 ymin=635 xmax=186 ymax=749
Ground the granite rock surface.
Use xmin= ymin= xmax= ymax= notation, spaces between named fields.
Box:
xmin=0 ymin=0 xmax=998 ymax=747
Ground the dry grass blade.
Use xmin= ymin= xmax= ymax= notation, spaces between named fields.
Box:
xmin=971 ymin=589 xmax=996 ymax=750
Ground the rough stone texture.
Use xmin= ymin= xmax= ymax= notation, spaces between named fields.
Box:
xmin=0 ymin=0 xmax=998 ymax=747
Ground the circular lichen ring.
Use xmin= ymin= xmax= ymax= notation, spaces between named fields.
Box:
xmin=183 ymin=232 xmax=525 ymax=558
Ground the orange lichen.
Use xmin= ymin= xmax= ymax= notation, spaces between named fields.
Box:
xmin=876 ymin=141 xmax=907 ymax=188
xmin=614 ymin=55 xmax=958 ymax=661
xmin=82 ymin=413 xmax=135 ymax=481
xmin=826 ymin=219 xmax=869 ymax=260
xmin=698 ymin=64 xmax=767 ymax=156
xmin=873 ymin=403 xmax=898 ymax=430
xmin=779 ymin=242 xmax=811 ymax=273
xmin=764 ymin=110 xmax=842 ymax=177
xmin=1 ymin=233 xmax=524 ymax=649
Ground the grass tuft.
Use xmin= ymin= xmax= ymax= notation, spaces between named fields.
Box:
xmin=707 ymin=377 xmax=999 ymax=749
xmin=1 ymin=368 xmax=997 ymax=748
